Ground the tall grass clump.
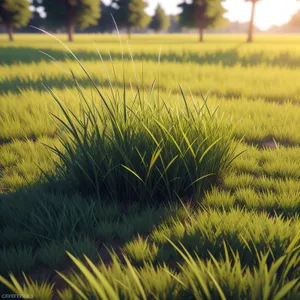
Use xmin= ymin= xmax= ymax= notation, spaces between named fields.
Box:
xmin=1 ymin=236 xmax=299 ymax=299
xmin=45 ymin=33 xmax=239 ymax=204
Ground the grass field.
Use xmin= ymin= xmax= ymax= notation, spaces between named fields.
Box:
xmin=0 ymin=34 xmax=300 ymax=299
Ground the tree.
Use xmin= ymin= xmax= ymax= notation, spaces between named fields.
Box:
xmin=97 ymin=1 xmax=117 ymax=33
xmin=149 ymin=4 xmax=170 ymax=33
xmin=178 ymin=0 xmax=226 ymax=42
xmin=246 ymin=0 xmax=260 ymax=43
xmin=24 ymin=0 xmax=45 ymax=33
xmin=42 ymin=0 xmax=101 ymax=42
xmin=80 ymin=2 xmax=117 ymax=33
xmin=169 ymin=15 xmax=181 ymax=33
xmin=285 ymin=9 xmax=300 ymax=30
xmin=112 ymin=0 xmax=150 ymax=38
xmin=0 ymin=0 xmax=32 ymax=41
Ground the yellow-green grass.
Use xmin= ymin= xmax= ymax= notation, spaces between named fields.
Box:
xmin=1 ymin=89 xmax=300 ymax=145
xmin=0 ymin=34 xmax=300 ymax=298
xmin=2 ymin=59 xmax=300 ymax=103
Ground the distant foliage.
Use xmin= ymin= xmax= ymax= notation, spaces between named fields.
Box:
xmin=97 ymin=2 xmax=117 ymax=33
xmin=169 ymin=15 xmax=181 ymax=33
xmin=26 ymin=1 xmax=44 ymax=33
xmin=0 ymin=0 xmax=32 ymax=41
xmin=79 ymin=2 xmax=118 ymax=33
xmin=42 ymin=0 xmax=101 ymax=41
xmin=112 ymin=0 xmax=150 ymax=37
xmin=149 ymin=4 xmax=170 ymax=33
xmin=178 ymin=0 xmax=226 ymax=42
xmin=287 ymin=9 xmax=300 ymax=29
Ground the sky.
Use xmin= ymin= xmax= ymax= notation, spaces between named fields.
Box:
xmin=103 ymin=0 xmax=300 ymax=31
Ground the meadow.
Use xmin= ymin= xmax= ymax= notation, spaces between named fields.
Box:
xmin=0 ymin=34 xmax=300 ymax=299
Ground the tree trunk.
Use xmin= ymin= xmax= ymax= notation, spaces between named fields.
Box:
xmin=247 ymin=1 xmax=257 ymax=43
xmin=127 ymin=27 xmax=131 ymax=39
xmin=199 ymin=26 xmax=204 ymax=43
xmin=67 ymin=23 xmax=74 ymax=42
xmin=199 ymin=15 xmax=204 ymax=43
xmin=6 ymin=25 xmax=14 ymax=42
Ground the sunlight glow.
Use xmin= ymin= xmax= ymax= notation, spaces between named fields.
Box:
xmin=103 ymin=0 xmax=300 ymax=31
xmin=223 ymin=0 xmax=300 ymax=30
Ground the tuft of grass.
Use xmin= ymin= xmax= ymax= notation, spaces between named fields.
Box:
xmin=0 ymin=273 xmax=54 ymax=300
xmin=43 ymin=37 xmax=238 ymax=204
xmin=123 ymin=236 xmax=158 ymax=265
xmin=57 ymin=288 xmax=75 ymax=300
xmin=37 ymin=242 xmax=67 ymax=269
xmin=115 ymin=219 xmax=135 ymax=242
xmin=127 ymin=206 xmax=162 ymax=234
xmin=0 ymin=246 xmax=36 ymax=276
xmin=0 ymin=225 xmax=33 ymax=247
xmin=64 ymin=236 xmax=98 ymax=262
xmin=173 ymin=238 xmax=300 ymax=300
xmin=204 ymin=188 xmax=235 ymax=208
xmin=93 ymin=219 xmax=120 ymax=242
xmin=1 ymin=234 xmax=299 ymax=300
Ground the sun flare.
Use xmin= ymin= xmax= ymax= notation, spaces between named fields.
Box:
xmin=218 ymin=0 xmax=300 ymax=31
xmin=140 ymin=0 xmax=300 ymax=31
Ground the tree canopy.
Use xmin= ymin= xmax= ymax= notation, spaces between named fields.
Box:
xmin=178 ymin=0 xmax=226 ymax=42
xmin=112 ymin=0 xmax=150 ymax=37
xmin=42 ymin=0 xmax=101 ymax=41
xmin=77 ymin=2 xmax=117 ymax=34
xmin=149 ymin=4 xmax=170 ymax=32
xmin=0 ymin=0 xmax=32 ymax=41
xmin=169 ymin=15 xmax=181 ymax=33
xmin=97 ymin=2 xmax=117 ymax=33
xmin=286 ymin=9 xmax=300 ymax=29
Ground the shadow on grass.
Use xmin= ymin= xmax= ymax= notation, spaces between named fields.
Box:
xmin=2 ymin=46 xmax=300 ymax=69
xmin=0 ymin=179 xmax=185 ymax=292
xmin=1 ymin=169 xmax=300 ymax=295
xmin=0 ymin=75 xmax=113 ymax=94
xmin=0 ymin=74 xmax=297 ymax=106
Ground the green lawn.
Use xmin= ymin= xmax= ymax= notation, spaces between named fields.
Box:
xmin=0 ymin=34 xmax=300 ymax=299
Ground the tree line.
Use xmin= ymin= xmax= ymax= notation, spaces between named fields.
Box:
xmin=0 ymin=0 xmax=266 ymax=43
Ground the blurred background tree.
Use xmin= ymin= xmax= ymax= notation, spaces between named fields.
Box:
xmin=169 ymin=15 xmax=181 ymax=33
xmin=0 ymin=0 xmax=32 ymax=41
xmin=149 ymin=4 xmax=170 ymax=33
xmin=285 ymin=9 xmax=300 ymax=31
xmin=26 ymin=0 xmax=44 ymax=32
xmin=112 ymin=0 xmax=150 ymax=38
xmin=42 ymin=0 xmax=101 ymax=41
xmin=80 ymin=2 xmax=117 ymax=33
xmin=3 ymin=0 xmax=296 ymax=40
xmin=97 ymin=1 xmax=117 ymax=33
xmin=246 ymin=0 xmax=260 ymax=43
xmin=178 ymin=0 xmax=226 ymax=42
